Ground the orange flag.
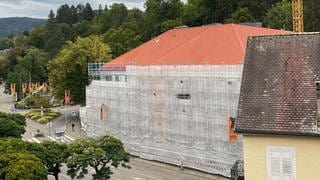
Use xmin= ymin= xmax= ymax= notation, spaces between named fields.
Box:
xmin=64 ymin=90 xmax=71 ymax=105
xmin=43 ymin=83 xmax=47 ymax=93
xmin=22 ymin=83 xmax=27 ymax=94
xmin=10 ymin=84 xmax=16 ymax=95
xmin=29 ymin=83 xmax=34 ymax=93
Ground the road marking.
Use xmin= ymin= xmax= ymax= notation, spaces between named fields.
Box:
xmin=49 ymin=136 xmax=58 ymax=142
xmin=31 ymin=137 xmax=40 ymax=143
xmin=64 ymin=134 xmax=74 ymax=141
xmin=60 ymin=137 xmax=67 ymax=143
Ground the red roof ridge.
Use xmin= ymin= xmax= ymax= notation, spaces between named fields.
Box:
xmin=103 ymin=23 xmax=292 ymax=67
xmin=231 ymin=24 xmax=245 ymax=54
xmin=151 ymin=26 xmax=208 ymax=65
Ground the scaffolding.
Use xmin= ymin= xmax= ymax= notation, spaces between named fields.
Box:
xmin=84 ymin=64 xmax=243 ymax=177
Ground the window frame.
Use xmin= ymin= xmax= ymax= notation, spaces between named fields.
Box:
xmin=266 ymin=146 xmax=296 ymax=180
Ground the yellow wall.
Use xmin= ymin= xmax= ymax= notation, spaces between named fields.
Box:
xmin=243 ymin=135 xmax=320 ymax=180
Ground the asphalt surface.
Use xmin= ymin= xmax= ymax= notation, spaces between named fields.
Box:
xmin=0 ymin=84 xmax=227 ymax=180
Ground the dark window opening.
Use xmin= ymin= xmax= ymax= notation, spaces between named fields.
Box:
xmin=316 ymin=82 xmax=320 ymax=91
xmin=176 ymin=93 xmax=191 ymax=100
xmin=180 ymin=80 xmax=183 ymax=84
xmin=106 ymin=75 xmax=112 ymax=81
xmin=93 ymin=75 xmax=100 ymax=80
xmin=115 ymin=76 xmax=120 ymax=82
xmin=228 ymin=81 xmax=232 ymax=85
xmin=153 ymin=92 xmax=156 ymax=96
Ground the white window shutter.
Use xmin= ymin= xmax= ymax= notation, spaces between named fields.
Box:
xmin=267 ymin=146 xmax=296 ymax=180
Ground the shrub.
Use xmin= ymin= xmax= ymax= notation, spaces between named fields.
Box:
xmin=25 ymin=109 xmax=61 ymax=124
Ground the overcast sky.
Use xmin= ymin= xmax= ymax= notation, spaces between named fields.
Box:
xmin=0 ymin=0 xmax=148 ymax=19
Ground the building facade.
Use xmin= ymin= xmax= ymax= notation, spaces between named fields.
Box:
xmin=236 ymin=33 xmax=320 ymax=180
xmin=82 ymin=24 xmax=290 ymax=176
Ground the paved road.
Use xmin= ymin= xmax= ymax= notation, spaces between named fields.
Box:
xmin=0 ymin=84 xmax=14 ymax=113
xmin=48 ymin=156 xmax=227 ymax=180
xmin=0 ymin=84 xmax=227 ymax=180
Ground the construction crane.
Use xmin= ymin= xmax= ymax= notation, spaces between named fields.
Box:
xmin=292 ymin=0 xmax=303 ymax=32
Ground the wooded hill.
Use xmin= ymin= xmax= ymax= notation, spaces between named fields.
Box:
xmin=0 ymin=17 xmax=46 ymax=37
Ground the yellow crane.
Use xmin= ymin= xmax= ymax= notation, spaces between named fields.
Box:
xmin=292 ymin=0 xmax=303 ymax=32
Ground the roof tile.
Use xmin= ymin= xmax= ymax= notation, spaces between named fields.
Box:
xmin=102 ymin=24 xmax=290 ymax=69
xmin=236 ymin=33 xmax=320 ymax=136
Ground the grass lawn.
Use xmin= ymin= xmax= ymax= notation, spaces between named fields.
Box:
xmin=25 ymin=109 xmax=61 ymax=124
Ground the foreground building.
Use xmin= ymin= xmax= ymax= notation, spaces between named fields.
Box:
xmin=81 ymin=24 xmax=289 ymax=176
xmin=236 ymin=33 xmax=320 ymax=180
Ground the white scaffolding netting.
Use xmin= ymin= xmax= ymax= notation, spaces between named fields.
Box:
xmin=83 ymin=65 xmax=243 ymax=177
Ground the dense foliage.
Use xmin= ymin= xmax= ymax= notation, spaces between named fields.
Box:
xmin=0 ymin=112 xmax=26 ymax=138
xmin=0 ymin=135 xmax=129 ymax=180
xmin=66 ymin=135 xmax=130 ymax=179
xmin=0 ymin=0 xmax=319 ymax=104
xmin=0 ymin=138 xmax=47 ymax=179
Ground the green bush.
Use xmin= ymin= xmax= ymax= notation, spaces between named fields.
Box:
xmin=38 ymin=117 xmax=51 ymax=123
xmin=32 ymin=96 xmax=50 ymax=108
xmin=25 ymin=109 xmax=61 ymax=124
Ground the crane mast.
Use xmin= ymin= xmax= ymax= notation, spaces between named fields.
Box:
xmin=292 ymin=0 xmax=304 ymax=32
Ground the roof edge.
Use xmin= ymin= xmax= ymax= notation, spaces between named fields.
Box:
xmin=235 ymin=128 xmax=320 ymax=137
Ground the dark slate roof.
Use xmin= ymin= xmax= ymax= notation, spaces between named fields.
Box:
xmin=235 ymin=33 xmax=320 ymax=136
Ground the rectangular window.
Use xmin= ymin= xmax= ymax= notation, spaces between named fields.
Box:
xmin=176 ymin=93 xmax=191 ymax=100
xmin=267 ymin=146 xmax=296 ymax=180
xmin=115 ymin=76 xmax=120 ymax=82
xmin=105 ymin=75 xmax=112 ymax=81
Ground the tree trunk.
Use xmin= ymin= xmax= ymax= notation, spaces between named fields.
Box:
xmin=53 ymin=164 xmax=60 ymax=180
xmin=54 ymin=173 xmax=59 ymax=180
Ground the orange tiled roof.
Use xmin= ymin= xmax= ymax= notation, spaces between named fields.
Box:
xmin=103 ymin=24 xmax=292 ymax=69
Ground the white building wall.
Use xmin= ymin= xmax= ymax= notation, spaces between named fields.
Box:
xmin=85 ymin=65 xmax=243 ymax=177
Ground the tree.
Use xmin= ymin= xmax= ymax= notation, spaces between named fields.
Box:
xmin=83 ymin=3 xmax=95 ymax=21
xmin=56 ymin=4 xmax=74 ymax=25
xmin=0 ymin=55 xmax=9 ymax=80
xmin=237 ymin=0 xmax=279 ymax=22
xmin=0 ymin=138 xmax=47 ymax=179
xmin=182 ymin=0 xmax=237 ymax=26
xmin=28 ymin=25 xmax=46 ymax=49
xmin=48 ymin=35 xmax=112 ymax=104
xmin=228 ymin=7 xmax=255 ymax=23
xmin=145 ymin=0 xmax=183 ymax=38
xmin=0 ymin=112 xmax=26 ymax=138
xmin=27 ymin=141 xmax=70 ymax=180
xmin=161 ymin=18 xmax=183 ymax=32
xmin=66 ymin=135 xmax=130 ymax=179
xmin=121 ymin=8 xmax=146 ymax=40
xmin=0 ymin=38 xmax=9 ymax=50
xmin=5 ymin=48 xmax=48 ymax=99
xmin=44 ymin=22 xmax=74 ymax=58
xmin=103 ymin=27 xmax=142 ymax=58
xmin=263 ymin=0 xmax=292 ymax=30
xmin=304 ymin=0 xmax=320 ymax=32
xmin=12 ymin=35 xmax=28 ymax=48
xmin=99 ymin=3 xmax=129 ymax=33
xmin=18 ymin=48 xmax=47 ymax=82
xmin=48 ymin=9 xmax=55 ymax=21
xmin=0 ymin=152 xmax=47 ymax=179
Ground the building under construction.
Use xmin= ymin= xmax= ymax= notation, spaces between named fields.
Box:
xmin=81 ymin=24 xmax=290 ymax=176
